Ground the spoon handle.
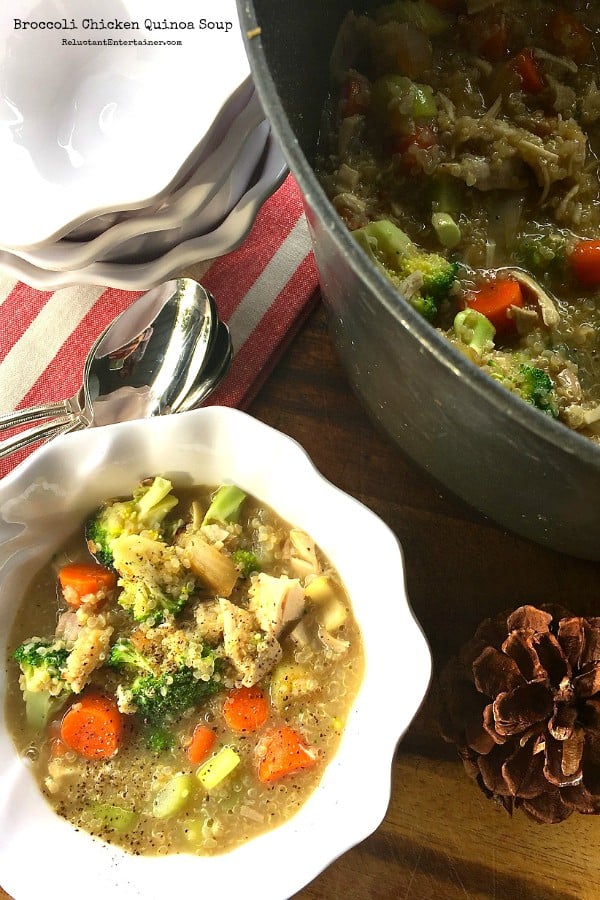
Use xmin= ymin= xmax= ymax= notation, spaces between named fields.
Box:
xmin=0 ymin=399 xmax=78 ymax=431
xmin=0 ymin=415 xmax=81 ymax=461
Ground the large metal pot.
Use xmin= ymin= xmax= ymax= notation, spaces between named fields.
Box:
xmin=236 ymin=0 xmax=600 ymax=561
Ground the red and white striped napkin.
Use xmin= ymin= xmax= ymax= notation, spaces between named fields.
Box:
xmin=0 ymin=175 xmax=319 ymax=479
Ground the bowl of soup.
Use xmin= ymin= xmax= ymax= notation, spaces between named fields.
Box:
xmin=0 ymin=406 xmax=431 ymax=900
xmin=237 ymin=0 xmax=600 ymax=560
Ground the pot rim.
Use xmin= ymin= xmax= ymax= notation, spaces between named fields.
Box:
xmin=237 ymin=0 xmax=600 ymax=468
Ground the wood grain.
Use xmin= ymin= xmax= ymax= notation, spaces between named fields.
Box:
xmin=4 ymin=300 xmax=600 ymax=899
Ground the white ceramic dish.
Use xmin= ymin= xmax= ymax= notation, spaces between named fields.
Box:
xmin=12 ymin=92 xmax=266 ymax=271
xmin=0 ymin=0 xmax=250 ymax=249
xmin=65 ymin=77 xmax=257 ymax=243
xmin=104 ymin=120 xmax=271 ymax=264
xmin=0 ymin=133 xmax=288 ymax=290
xmin=0 ymin=406 xmax=431 ymax=900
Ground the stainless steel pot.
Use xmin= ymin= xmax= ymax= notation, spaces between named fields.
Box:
xmin=237 ymin=0 xmax=600 ymax=561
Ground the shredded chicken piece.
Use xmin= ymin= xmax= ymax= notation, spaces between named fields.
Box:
xmin=64 ymin=620 xmax=114 ymax=693
xmin=248 ymin=573 xmax=305 ymax=639
xmin=500 ymin=268 xmax=560 ymax=328
xmin=507 ymin=305 xmax=540 ymax=336
xmin=195 ymin=599 xmax=224 ymax=644
xmin=219 ymin=598 xmax=281 ymax=687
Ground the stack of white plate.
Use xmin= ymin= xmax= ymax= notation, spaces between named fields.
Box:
xmin=0 ymin=0 xmax=287 ymax=290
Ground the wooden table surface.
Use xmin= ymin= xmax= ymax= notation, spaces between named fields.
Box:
xmin=3 ymin=298 xmax=600 ymax=900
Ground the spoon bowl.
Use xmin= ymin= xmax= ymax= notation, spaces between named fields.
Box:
xmin=0 ymin=278 xmax=218 ymax=459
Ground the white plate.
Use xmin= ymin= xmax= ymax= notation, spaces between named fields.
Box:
xmin=0 ymin=0 xmax=250 ymax=249
xmin=0 ymin=133 xmax=288 ymax=290
xmin=0 ymin=406 xmax=432 ymax=900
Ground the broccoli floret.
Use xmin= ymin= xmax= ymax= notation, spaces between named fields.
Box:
xmin=13 ymin=639 xmax=70 ymax=693
xmin=488 ymin=359 xmax=559 ymax=418
xmin=131 ymin=667 xmax=222 ymax=725
xmin=353 ymin=219 xmax=457 ymax=321
xmin=146 ymin=726 xmax=174 ymax=753
xmin=108 ymin=637 xmax=156 ymax=673
xmin=111 ymin=533 xmax=195 ymax=625
xmin=110 ymin=634 xmax=221 ymax=724
xmin=518 ymin=365 xmax=559 ymax=416
xmin=86 ymin=476 xmax=179 ymax=569
xmin=13 ymin=639 xmax=72 ymax=728
xmin=231 ymin=549 xmax=261 ymax=578
xmin=202 ymin=484 xmax=246 ymax=526
xmin=515 ymin=228 xmax=567 ymax=279
xmin=452 ymin=309 xmax=496 ymax=357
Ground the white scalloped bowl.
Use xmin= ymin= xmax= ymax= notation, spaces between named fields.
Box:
xmin=0 ymin=0 xmax=249 ymax=249
xmin=0 ymin=407 xmax=431 ymax=900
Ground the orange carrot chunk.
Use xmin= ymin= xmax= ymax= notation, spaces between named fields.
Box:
xmin=223 ymin=686 xmax=269 ymax=733
xmin=256 ymin=726 xmax=318 ymax=784
xmin=514 ymin=50 xmax=544 ymax=93
xmin=549 ymin=9 xmax=592 ymax=64
xmin=58 ymin=562 xmax=117 ymax=608
xmin=465 ymin=279 xmax=524 ymax=333
xmin=186 ymin=724 xmax=216 ymax=764
xmin=60 ymin=694 xmax=123 ymax=760
xmin=569 ymin=240 xmax=600 ymax=288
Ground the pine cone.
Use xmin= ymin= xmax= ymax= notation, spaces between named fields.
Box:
xmin=439 ymin=604 xmax=600 ymax=824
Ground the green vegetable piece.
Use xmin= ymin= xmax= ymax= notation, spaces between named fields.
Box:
xmin=108 ymin=637 xmax=155 ymax=673
xmin=516 ymin=229 xmax=567 ymax=278
xmin=231 ymin=549 xmax=261 ymax=578
xmin=90 ymin=803 xmax=138 ymax=834
xmin=22 ymin=689 xmax=69 ymax=730
xmin=432 ymin=212 xmax=461 ymax=249
xmin=519 ymin=365 xmax=558 ymax=417
xmin=353 ymin=219 xmax=457 ymax=322
xmin=353 ymin=219 xmax=412 ymax=272
xmin=13 ymin=639 xmax=72 ymax=726
xmin=203 ymin=484 xmax=247 ymax=526
xmin=146 ymin=727 xmax=174 ymax=754
xmin=196 ymin=746 xmax=241 ymax=791
xmin=152 ymin=773 xmax=196 ymax=819
xmin=131 ymin=663 xmax=221 ymax=725
xmin=377 ymin=0 xmax=452 ymax=34
xmin=453 ymin=309 xmax=496 ymax=356
xmin=85 ymin=476 xmax=179 ymax=569
xmin=370 ymin=75 xmax=436 ymax=134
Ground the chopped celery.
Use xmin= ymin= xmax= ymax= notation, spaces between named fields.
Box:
xmin=152 ymin=773 xmax=196 ymax=819
xmin=371 ymin=75 xmax=437 ymax=134
xmin=196 ymin=746 xmax=240 ymax=790
xmin=353 ymin=219 xmax=412 ymax=273
xmin=453 ymin=309 xmax=496 ymax=357
xmin=89 ymin=802 xmax=138 ymax=834
xmin=432 ymin=212 xmax=461 ymax=249
xmin=203 ymin=484 xmax=246 ymax=525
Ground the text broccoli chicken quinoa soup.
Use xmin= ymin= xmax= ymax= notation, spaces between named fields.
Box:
xmin=5 ymin=477 xmax=364 ymax=856
xmin=318 ymin=0 xmax=600 ymax=439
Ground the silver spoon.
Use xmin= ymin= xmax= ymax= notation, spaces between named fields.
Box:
xmin=177 ymin=320 xmax=233 ymax=412
xmin=0 ymin=277 xmax=217 ymax=459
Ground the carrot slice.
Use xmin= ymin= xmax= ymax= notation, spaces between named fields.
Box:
xmin=186 ymin=724 xmax=216 ymax=764
xmin=223 ymin=686 xmax=269 ymax=733
xmin=256 ymin=726 xmax=318 ymax=784
xmin=465 ymin=279 xmax=524 ymax=333
xmin=569 ymin=240 xmax=600 ymax=288
xmin=514 ymin=50 xmax=544 ymax=93
xmin=60 ymin=694 xmax=123 ymax=760
xmin=58 ymin=562 xmax=117 ymax=608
